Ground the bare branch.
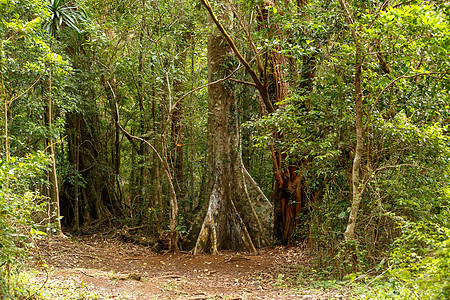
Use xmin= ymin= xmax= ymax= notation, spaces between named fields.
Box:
xmin=231 ymin=4 xmax=264 ymax=76
xmin=107 ymin=80 xmax=165 ymax=166
xmin=336 ymin=0 xmax=361 ymax=47
xmin=374 ymin=163 xmax=428 ymax=174
xmin=168 ymin=64 xmax=244 ymax=114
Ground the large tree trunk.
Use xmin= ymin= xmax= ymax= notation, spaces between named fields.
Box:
xmin=200 ymin=0 xmax=322 ymax=247
xmin=194 ymin=2 xmax=272 ymax=254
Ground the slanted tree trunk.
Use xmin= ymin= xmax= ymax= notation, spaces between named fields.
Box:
xmin=194 ymin=1 xmax=272 ymax=254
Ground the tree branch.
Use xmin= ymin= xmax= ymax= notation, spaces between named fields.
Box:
xmin=229 ymin=77 xmax=257 ymax=87
xmin=108 ymin=80 xmax=164 ymax=165
xmin=199 ymin=0 xmax=274 ymax=113
xmin=231 ymin=5 xmax=264 ymax=76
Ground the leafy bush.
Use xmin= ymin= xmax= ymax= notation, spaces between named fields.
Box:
xmin=0 ymin=151 xmax=49 ymax=297
xmin=388 ymin=221 xmax=450 ymax=299
xmin=363 ymin=216 xmax=450 ymax=299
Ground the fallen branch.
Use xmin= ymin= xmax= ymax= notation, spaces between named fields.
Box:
xmin=78 ymin=270 xmax=96 ymax=278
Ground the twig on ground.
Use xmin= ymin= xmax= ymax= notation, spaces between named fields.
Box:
xmin=155 ymin=274 xmax=183 ymax=279
xmin=78 ymin=269 xmax=96 ymax=278
xmin=224 ymin=256 xmax=251 ymax=263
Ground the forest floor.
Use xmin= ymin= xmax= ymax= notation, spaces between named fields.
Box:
xmin=26 ymin=234 xmax=360 ymax=300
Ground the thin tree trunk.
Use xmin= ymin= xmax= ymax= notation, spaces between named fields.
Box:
xmin=0 ymin=51 xmax=9 ymax=190
xmin=155 ymin=161 xmax=163 ymax=233
xmin=344 ymin=44 xmax=363 ymax=241
xmin=135 ymin=8 xmax=150 ymax=222
xmin=161 ymin=137 xmax=179 ymax=252
xmin=337 ymin=0 xmax=365 ymax=242
xmin=172 ymin=80 xmax=184 ymax=199
xmin=47 ymin=57 xmax=62 ymax=234
xmin=129 ymin=133 xmax=137 ymax=217
xmin=74 ymin=117 xmax=80 ymax=231
xmin=0 ymin=55 xmax=10 ymax=276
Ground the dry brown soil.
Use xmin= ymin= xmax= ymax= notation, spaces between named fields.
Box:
xmin=29 ymin=235 xmax=354 ymax=300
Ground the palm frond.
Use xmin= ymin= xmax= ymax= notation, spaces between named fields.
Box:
xmin=43 ymin=0 xmax=84 ymax=36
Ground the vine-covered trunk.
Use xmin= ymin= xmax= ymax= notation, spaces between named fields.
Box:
xmin=273 ymin=165 xmax=304 ymax=244
xmin=337 ymin=0 xmax=365 ymax=242
xmin=271 ymin=163 xmax=324 ymax=245
xmin=265 ymin=50 xmax=317 ymax=245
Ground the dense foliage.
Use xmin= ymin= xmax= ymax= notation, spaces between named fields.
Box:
xmin=249 ymin=0 xmax=449 ymax=297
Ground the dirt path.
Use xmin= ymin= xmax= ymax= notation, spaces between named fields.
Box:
xmin=29 ymin=235 xmax=353 ymax=299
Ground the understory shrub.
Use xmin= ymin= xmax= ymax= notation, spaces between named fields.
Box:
xmin=0 ymin=151 xmax=49 ymax=298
